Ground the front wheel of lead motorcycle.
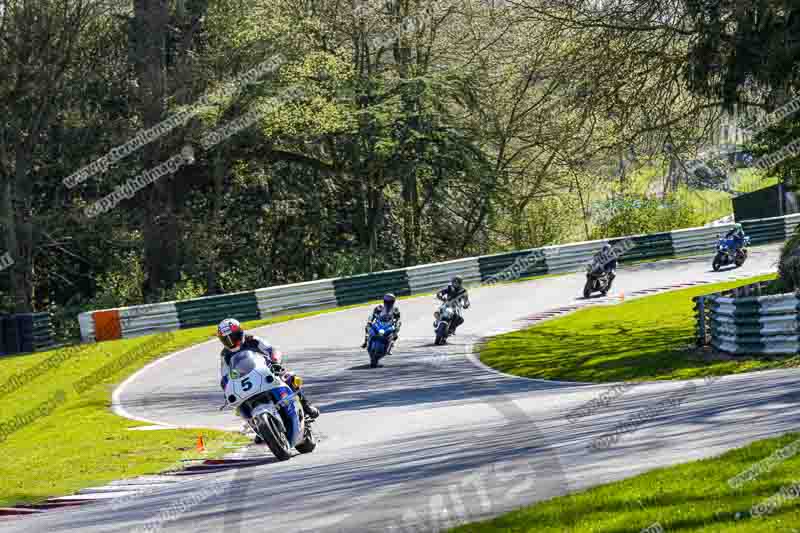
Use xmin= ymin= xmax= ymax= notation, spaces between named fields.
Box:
xmin=369 ymin=348 xmax=379 ymax=368
xmin=257 ymin=413 xmax=291 ymax=461
xmin=712 ymin=254 xmax=722 ymax=271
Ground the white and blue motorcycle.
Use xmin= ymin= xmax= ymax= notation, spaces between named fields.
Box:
xmin=220 ymin=350 xmax=316 ymax=460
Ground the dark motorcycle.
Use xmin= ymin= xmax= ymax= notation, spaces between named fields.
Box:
xmin=712 ymin=235 xmax=750 ymax=271
xmin=583 ymin=264 xmax=612 ymax=298
xmin=433 ymin=298 xmax=465 ymax=345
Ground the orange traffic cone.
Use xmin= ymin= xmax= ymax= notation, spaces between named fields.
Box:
xmin=196 ymin=434 xmax=205 ymax=453
xmin=620 ymin=291 xmax=625 ymax=302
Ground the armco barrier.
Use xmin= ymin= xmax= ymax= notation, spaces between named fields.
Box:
xmin=254 ymin=279 xmax=338 ymax=316
xmin=406 ymin=257 xmax=480 ymax=294
xmin=693 ymin=280 xmax=800 ymax=354
xmin=743 ymin=217 xmax=785 ymax=245
xmin=176 ymin=292 xmax=260 ymax=329
xmin=478 ymin=249 xmax=548 ymax=281
xmin=620 ymin=232 xmax=675 ymax=262
xmin=671 ymin=225 xmax=729 ymax=256
xmin=0 ymin=313 xmax=56 ymax=355
xmin=333 ymin=269 xmax=411 ymax=307
xmin=78 ymin=213 xmax=800 ymax=343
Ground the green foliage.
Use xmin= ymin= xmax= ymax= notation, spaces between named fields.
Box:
xmin=86 ymin=252 xmax=145 ymax=311
xmin=684 ymin=1 xmax=800 ymax=108
xmin=0 ymin=0 xmax=750 ymax=331
xmin=590 ymin=194 xmax=699 ymax=239
xmin=158 ymin=273 xmax=208 ymax=302
xmin=778 ymin=226 xmax=800 ymax=292
xmin=749 ymin=117 xmax=800 ymax=187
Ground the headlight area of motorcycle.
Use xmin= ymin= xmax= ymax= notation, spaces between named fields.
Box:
xmin=379 ymin=328 xmax=385 ymax=335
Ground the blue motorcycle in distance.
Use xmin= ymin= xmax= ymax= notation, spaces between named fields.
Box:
xmin=367 ymin=317 xmax=395 ymax=368
xmin=712 ymin=235 xmax=751 ymax=271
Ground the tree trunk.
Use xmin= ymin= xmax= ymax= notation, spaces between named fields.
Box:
xmin=205 ymin=154 xmax=226 ymax=295
xmin=1 ymin=176 xmax=31 ymax=312
xmin=131 ymin=0 xmax=180 ymax=301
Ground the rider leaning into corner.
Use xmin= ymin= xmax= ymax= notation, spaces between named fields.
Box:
xmin=361 ymin=293 xmax=402 ymax=352
xmin=436 ymin=275 xmax=471 ymax=334
xmin=217 ymin=318 xmax=319 ymax=443
xmin=590 ymin=243 xmax=618 ymax=291
xmin=724 ymin=223 xmax=746 ymax=250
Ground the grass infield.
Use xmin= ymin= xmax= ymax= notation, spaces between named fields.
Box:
xmin=0 ymin=305 xmax=361 ymax=507
xmin=448 ymin=431 xmax=800 ymax=533
xmin=478 ymin=274 xmax=796 ymax=383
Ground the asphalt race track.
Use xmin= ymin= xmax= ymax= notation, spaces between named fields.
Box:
xmin=6 ymin=244 xmax=798 ymax=533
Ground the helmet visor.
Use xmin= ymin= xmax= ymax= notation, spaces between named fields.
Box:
xmin=219 ymin=334 xmax=239 ymax=350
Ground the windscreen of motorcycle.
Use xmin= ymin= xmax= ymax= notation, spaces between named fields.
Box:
xmin=230 ymin=350 xmax=259 ymax=378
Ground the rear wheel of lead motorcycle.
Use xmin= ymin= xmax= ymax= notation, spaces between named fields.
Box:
xmin=295 ymin=425 xmax=317 ymax=454
xmin=712 ymin=255 xmax=722 ymax=271
xmin=258 ymin=414 xmax=291 ymax=461
xmin=583 ymin=278 xmax=592 ymax=299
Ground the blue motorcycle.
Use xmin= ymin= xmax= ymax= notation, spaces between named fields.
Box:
xmin=712 ymin=235 xmax=750 ymax=271
xmin=367 ymin=318 xmax=395 ymax=368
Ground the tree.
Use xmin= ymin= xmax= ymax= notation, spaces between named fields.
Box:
xmin=0 ymin=0 xmax=118 ymax=312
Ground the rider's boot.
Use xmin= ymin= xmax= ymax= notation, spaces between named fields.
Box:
xmin=299 ymin=392 xmax=320 ymax=420
xmin=451 ymin=316 xmax=464 ymax=335
xmin=606 ymin=272 xmax=616 ymax=292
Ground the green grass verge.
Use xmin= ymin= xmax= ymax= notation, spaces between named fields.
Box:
xmin=0 ymin=305 xmax=368 ymax=507
xmin=449 ymin=431 xmax=800 ymax=533
xmin=478 ymin=274 xmax=800 ymax=383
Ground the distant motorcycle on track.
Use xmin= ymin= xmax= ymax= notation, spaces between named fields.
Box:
xmin=433 ymin=297 xmax=465 ymax=345
xmin=220 ymin=350 xmax=316 ymax=460
xmin=712 ymin=235 xmax=750 ymax=271
xmin=583 ymin=264 xmax=612 ymax=298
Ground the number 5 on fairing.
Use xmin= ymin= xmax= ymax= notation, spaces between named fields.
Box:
xmin=221 ymin=350 xmax=317 ymax=461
